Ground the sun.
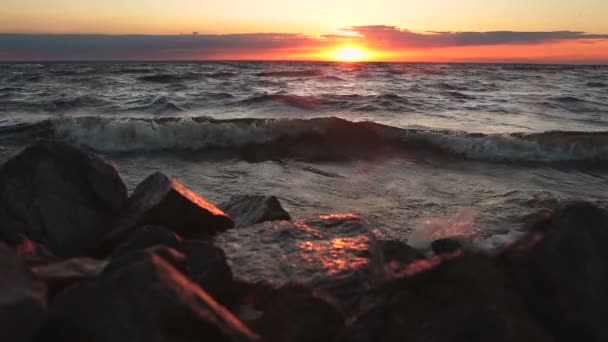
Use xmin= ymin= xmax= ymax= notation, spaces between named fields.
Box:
xmin=330 ymin=46 xmax=369 ymax=62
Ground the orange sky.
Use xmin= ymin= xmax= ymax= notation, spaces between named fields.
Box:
xmin=1 ymin=0 xmax=608 ymax=62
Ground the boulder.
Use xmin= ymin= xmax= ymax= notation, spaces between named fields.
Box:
xmin=0 ymin=242 xmax=48 ymax=342
xmin=31 ymin=257 xmax=108 ymax=298
xmin=499 ymin=202 xmax=608 ymax=341
xmin=220 ymin=195 xmax=291 ymax=227
xmin=431 ymin=238 xmax=463 ymax=255
xmin=216 ymin=214 xmax=384 ymax=302
xmin=101 ymin=172 xmax=233 ymax=251
xmin=108 ymin=225 xmax=235 ymax=307
xmin=342 ymin=253 xmax=553 ymax=342
xmin=378 ymin=240 xmax=424 ymax=266
xmin=182 ymin=240 xmax=235 ymax=307
xmin=258 ymin=284 xmax=344 ymax=342
xmin=111 ymin=225 xmax=183 ymax=257
xmin=36 ymin=246 xmax=259 ymax=342
xmin=13 ymin=235 xmax=59 ymax=267
xmin=0 ymin=140 xmax=127 ymax=257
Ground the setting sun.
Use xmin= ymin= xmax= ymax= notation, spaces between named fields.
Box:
xmin=330 ymin=46 xmax=369 ymax=62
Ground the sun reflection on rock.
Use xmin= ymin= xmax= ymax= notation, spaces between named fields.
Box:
xmin=299 ymin=235 xmax=370 ymax=276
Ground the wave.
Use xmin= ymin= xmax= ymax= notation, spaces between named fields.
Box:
xmin=207 ymin=71 xmax=237 ymax=79
xmin=130 ymin=96 xmax=184 ymax=114
xmin=256 ymin=70 xmax=324 ymax=78
xmin=233 ymin=93 xmax=414 ymax=111
xmin=587 ymin=82 xmax=606 ymax=88
xmin=442 ymin=91 xmax=476 ymax=100
xmin=49 ymin=96 xmax=110 ymax=112
xmin=136 ymin=73 xmax=201 ymax=83
xmin=551 ymin=96 xmax=586 ymax=103
xmin=5 ymin=116 xmax=608 ymax=164
xmin=236 ymin=94 xmax=320 ymax=109
xmin=137 ymin=74 xmax=183 ymax=83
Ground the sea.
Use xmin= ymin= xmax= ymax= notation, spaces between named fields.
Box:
xmin=1 ymin=61 xmax=607 ymax=279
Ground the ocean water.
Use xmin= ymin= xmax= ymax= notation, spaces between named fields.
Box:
xmin=1 ymin=61 xmax=608 ymax=273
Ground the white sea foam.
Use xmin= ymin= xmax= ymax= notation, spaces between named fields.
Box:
xmin=48 ymin=116 xmax=608 ymax=162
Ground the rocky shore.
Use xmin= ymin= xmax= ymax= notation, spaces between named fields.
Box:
xmin=1 ymin=139 xmax=607 ymax=342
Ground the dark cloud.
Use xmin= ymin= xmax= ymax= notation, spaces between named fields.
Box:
xmin=346 ymin=25 xmax=608 ymax=48
xmin=0 ymin=33 xmax=328 ymax=60
xmin=0 ymin=26 xmax=607 ymax=60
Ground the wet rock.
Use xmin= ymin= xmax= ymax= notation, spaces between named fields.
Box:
xmin=216 ymin=214 xmax=383 ymax=302
xmin=233 ymin=280 xmax=277 ymax=310
xmin=37 ymin=246 xmax=259 ymax=342
xmin=499 ymin=202 xmax=608 ymax=341
xmin=342 ymin=253 xmax=553 ymax=342
xmin=13 ymin=235 xmax=59 ymax=267
xmin=0 ymin=140 xmax=127 ymax=257
xmin=378 ymin=240 xmax=424 ymax=266
xmin=31 ymin=257 xmax=108 ymax=298
xmin=220 ymin=195 xmax=291 ymax=227
xmin=0 ymin=242 xmax=47 ymax=342
xmin=111 ymin=225 xmax=183 ymax=257
xmin=431 ymin=238 xmax=463 ymax=255
xmin=180 ymin=240 xmax=234 ymax=306
xmin=258 ymin=283 xmax=344 ymax=342
xmin=101 ymin=172 xmax=233 ymax=251
xmin=108 ymin=245 xmax=191 ymax=276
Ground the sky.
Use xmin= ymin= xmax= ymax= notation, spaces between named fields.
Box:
xmin=1 ymin=0 xmax=608 ymax=63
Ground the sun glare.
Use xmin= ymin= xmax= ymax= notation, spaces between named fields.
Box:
xmin=330 ymin=46 xmax=368 ymax=62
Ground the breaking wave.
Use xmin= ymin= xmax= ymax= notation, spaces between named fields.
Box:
xmin=4 ymin=116 xmax=608 ymax=163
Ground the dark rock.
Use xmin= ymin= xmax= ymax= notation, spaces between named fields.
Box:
xmin=13 ymin=235 xmax=59 ymax=267
xmin=233 ymin=280 xmax=277 ymax=310
xmin=258 ymin=283 xmax=344 ymax=342
xmin=342 ymin=253 xmax=553 ymax=342
xmin=220 ymin=195 xmax=291 ymax=227
xmin=181 ymin=240 xmax=235 ymax=307
xmin=109 ymin=225 xmax=236 ymax=307
xmin=108 ymin=245 xmax=191 ymax=276
xmin=101 ymin=172 xmax=233 ymax=252
xmin=31 ymin=257 xmax=108 ymax=298
xmin=111 ymin=225 xmax=183 ymax=257
xmin=0 ymin=242 xmax=48 ymax=342
xmin=431 ymin=238 xmax=464 ymax=255
xmin=0 ymin=140 xmax=127 ymax=257
xmin=499 ymin=202 xmax=608 ymax=341
xmin=378 ymin=240 xmax=424 ymax=266
xmin=37 ymin=246 xmax=259 ymax=342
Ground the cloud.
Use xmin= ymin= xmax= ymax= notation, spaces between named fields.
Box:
xmin=0 ymin=26 xmax=607 ymax=60
xmin=345 ymin=25 xmax=608 ymax=48
xmin=0 ymin=33 xmax=328 ymax=60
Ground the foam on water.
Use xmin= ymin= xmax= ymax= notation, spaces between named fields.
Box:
xmin=44 ymin=116 xmax=608 ymax=163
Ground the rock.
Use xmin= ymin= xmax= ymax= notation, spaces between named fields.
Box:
xmin=233 ymin=280 xmax=277 ymax=310
xmin=181 ymin=240 xmax=235 ymax=307
xmin=111 ymin=225 xmax=183 ymax=257
xmin=0 ymin=242 xmax=48 ymax=342
xmin=31 ymin=257 xmax=108 ymax=298
xmin=101 ymin=172 xmax=233 ymax=252
xmin=13 ymin=235 xmax=59 ymax=267
xmin=342 ymin=253 xmax=553 ymax=342
xmin=378 ymin=240 xmax=424 ymax=266
xmin=220 ymin=195 xmax=291 ymax=227
xmin=109 ymin=225 xmax=235 ymax=307
xmin=216 ymin=214 xmax=384 ymax=302
xmin=499 ymin=202 xmax=608 ymax=341
xmin=431 ymin=238 xmax=463 ymax=255
xmin=36 ymin=246 xmax=259 ymax=342
xmin=0 ymin=140 xmax=127 ymax=257
xmin=258 ymin=284 xmax=344 ymax=342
